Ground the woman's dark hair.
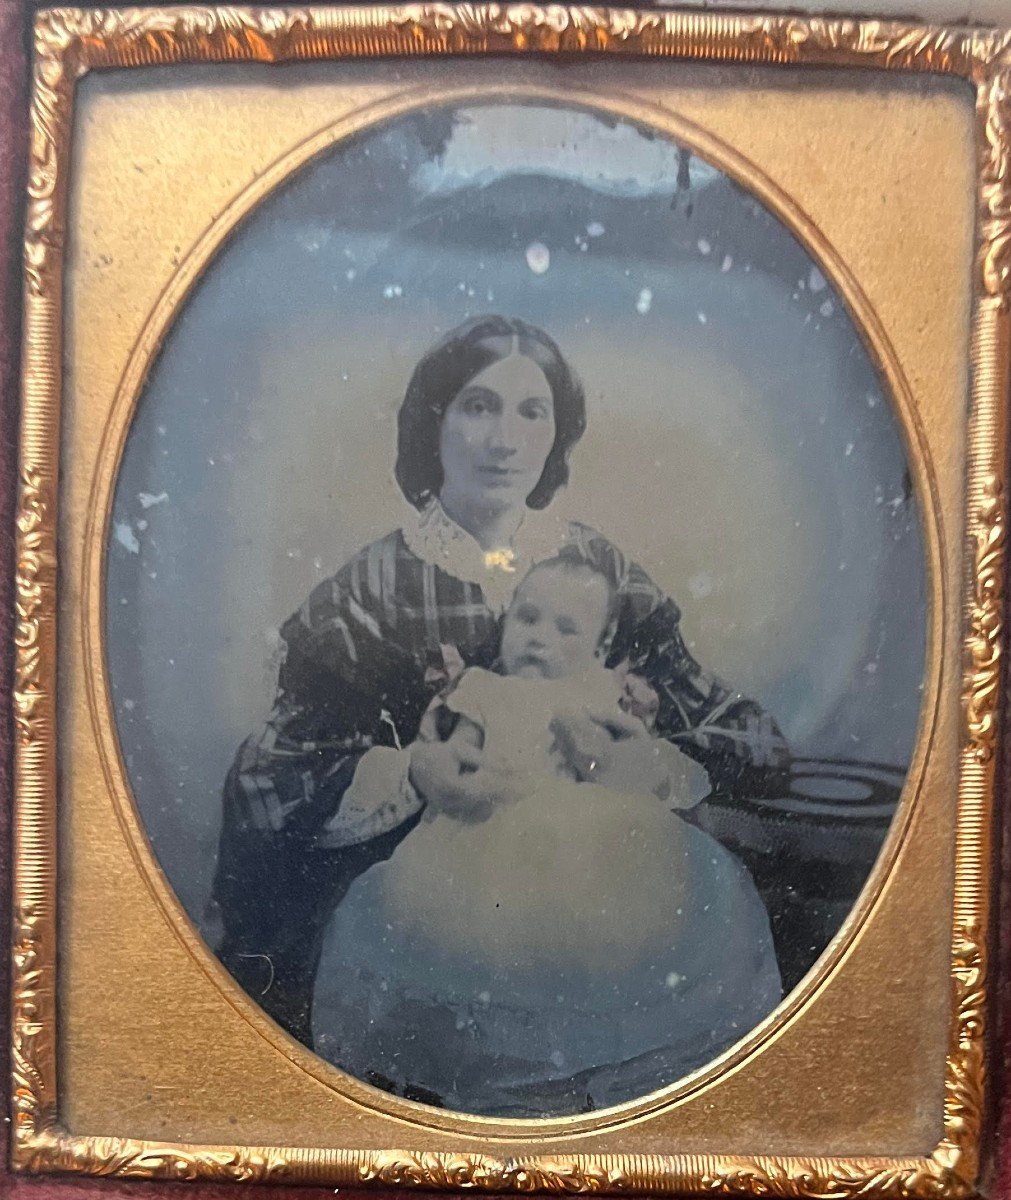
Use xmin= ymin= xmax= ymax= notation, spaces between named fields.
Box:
xmin=395 ymin=315 xmax=586 ymax=511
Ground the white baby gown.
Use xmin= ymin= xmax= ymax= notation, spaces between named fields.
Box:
xmin=312 ymin=668 xmax=782 ymax=1117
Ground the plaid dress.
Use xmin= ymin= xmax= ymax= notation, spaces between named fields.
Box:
xmin=213 ymin=516 xmax=788 ymax=1044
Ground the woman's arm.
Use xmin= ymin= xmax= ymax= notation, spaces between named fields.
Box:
xmin=211 ymin=560 xmax=432 ymax=1041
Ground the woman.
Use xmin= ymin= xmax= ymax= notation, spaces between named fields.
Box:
xmin=213 ymin=314 xmax=789 ymax=1054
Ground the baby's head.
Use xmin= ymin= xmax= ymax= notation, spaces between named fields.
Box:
xmin=500 ymin=556 xmax=616 ymax=680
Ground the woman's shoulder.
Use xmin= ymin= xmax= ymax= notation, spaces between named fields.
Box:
xmin=559 ymin=521 xmax=625 ymax=572
xmin=560 ymin=522 xmax=671 ymax=605
xmin=284 ymin=527 xmax=412 ymax=635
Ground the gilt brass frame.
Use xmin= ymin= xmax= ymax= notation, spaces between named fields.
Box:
xmin=11 ymin=5 xmax=1007 ymax=1194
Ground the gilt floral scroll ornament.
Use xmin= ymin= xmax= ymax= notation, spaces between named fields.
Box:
xmin=10 ymin=5 xmax=1008 ymax=1194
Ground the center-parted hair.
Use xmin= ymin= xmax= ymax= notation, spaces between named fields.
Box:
xmin=395 ymin=315 xmax=587 ymax=510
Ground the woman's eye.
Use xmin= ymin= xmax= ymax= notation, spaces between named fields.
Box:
xmin=519 ymin=398 xmax=550 ymax=420
xmin=461 ymin=396 xmax=489 ymax=415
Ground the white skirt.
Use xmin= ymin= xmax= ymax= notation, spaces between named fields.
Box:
xmin=313 ymin=785 xmax=782 ymax=1116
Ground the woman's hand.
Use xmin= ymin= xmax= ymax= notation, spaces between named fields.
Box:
xmin=550 ymin=711 xmax=706 ymax=803
xmin=407 ymin=739 xmax=524 ymax=824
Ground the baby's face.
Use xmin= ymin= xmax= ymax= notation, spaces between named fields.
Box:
xmin=500 ymin=565 xmax=611 ymax=680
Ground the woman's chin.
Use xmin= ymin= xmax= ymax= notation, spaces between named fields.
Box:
xmin=474 ymin=482 xmax=531 ymax=507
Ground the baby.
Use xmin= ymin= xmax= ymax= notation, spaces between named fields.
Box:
xmin=423 ymin=554 xmax=709 ymax=808
xmin=314 ymin=554 xmax=781 ymax=1114
xmin=372 ymin=553 xmax=714 ymax=975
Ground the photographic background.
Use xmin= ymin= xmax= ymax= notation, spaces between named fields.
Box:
xmin=105 ymin=98 xmax=928 ymax=925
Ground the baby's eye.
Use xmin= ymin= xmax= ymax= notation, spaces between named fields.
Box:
xmin=515 ymin=604 xmax=538 ymax=625
xmin=556 ymin=618 xmax=578 ymax=636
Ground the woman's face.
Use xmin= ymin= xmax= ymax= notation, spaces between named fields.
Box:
xmin=438 ymin=353 xmax=556 ymax=513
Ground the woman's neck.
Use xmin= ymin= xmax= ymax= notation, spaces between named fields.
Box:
xmin=438 ymin=489 xmax=525 ymax=552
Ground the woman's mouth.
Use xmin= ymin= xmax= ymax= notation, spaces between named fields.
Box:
xmin=479 ymin=464 xmax=523 ymax=484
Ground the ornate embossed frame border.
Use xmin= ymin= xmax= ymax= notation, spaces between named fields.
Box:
xmin=10 ymin=4 xmax=1007 ymax=1196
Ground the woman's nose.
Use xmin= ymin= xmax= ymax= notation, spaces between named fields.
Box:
xmin=487 ymin=413 xmax=520 ymax=457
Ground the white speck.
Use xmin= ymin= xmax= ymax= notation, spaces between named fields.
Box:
xmin=345 ymin=268 xmax=356 ymax=281
xmin=820 ymin=299 xmax=835 ymax=318
xmin=697 ymin=311 xmax=707 ymax=324
xmin=486 ymin=290 xmax=494 ymax=302
xmin=697 ymin=238 xmax=711 ymax=255
xmin=138 ymin=491 xmax=168 ymax=509
xmin=550 ymin=1050 xmax=565 ymax=1068
xmin=867 ymin=393 xmax=879 ymax=408
xmin=314 ymin=557 xmax=323 ymax=571
xmin=156 ymin=424 xmax=166 ymax=436
xmin=866 ymin=661 xmax=878 ymax=674
xmin=688 ymin=572 xmax=714 ymax=599
xmin=477 ymin=990 xmax=491 ymax=1005
xmin=586 ymin=221 xmax=605 ymax=237
xmin=207 ymin=458 xmax=215 ymax=467
xmin=136 ymin=518 xmax=148 ymax=531
xmin=845 ymin=442 xmax=854 ymax=456
xmin=665 ymin=972 xmax=683 ymax=988
xmin=809 ymin=267 xmax=827 ymax=292
xmin=721 ymin=254 xmax=733 ymax=272
xmin=457 ymin=281 xmax=467 ymax=292
xmin=382 ymin=283 xmax=403 ymax=298
xmin=120 ymin=597 xmax=128 ymax=605
xmin=839 ymin=561 xmax=847 ymax=571
xmin=114 ymin=522 xmax=140 ymax=554
xmin=635 ymin=287 xmax=652 ymax=315
xmin=525 ymin=242 xmax=550 ymax=274
xmin=123 ymin=698 xmax=135 ymax=711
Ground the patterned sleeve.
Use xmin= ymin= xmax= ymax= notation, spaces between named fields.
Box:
xmin=577 ymin=530 xmax=791 ymax=796
xmin=221 ymin=563 xmax=429 ymax=846
xmin=211 ymin=547 xmax=431 ymax=1039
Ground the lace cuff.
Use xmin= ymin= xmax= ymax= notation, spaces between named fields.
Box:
xmin=316 ymin=747 xmax=424 ymax=849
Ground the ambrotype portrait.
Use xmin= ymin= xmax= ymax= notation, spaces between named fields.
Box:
xmin=105 ymin=97 xmax=926 ymax=1119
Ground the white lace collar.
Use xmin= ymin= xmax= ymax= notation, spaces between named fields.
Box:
xmin=402 ymin=499 xmax=567 ymax=613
